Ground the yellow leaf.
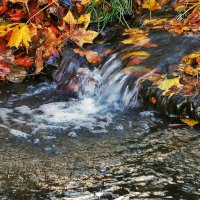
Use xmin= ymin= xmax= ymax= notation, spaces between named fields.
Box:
xmin=7 ymin=23 xmax=31 ymax=49
xmin=9 ymin=0 xmax=28 ymax=3
xmin=122 ymin=28 xmax=152 ymax=46
xmin=122 ymin=36 xmax=150 ymax=46
xmin=158 ymin=77 xmax=181 ymax=91
xmin=182 ymin=52 xmax=200 ymax=65
xmin=81 ymin=0 xmax=91 ymax=4
xmin=0 ymin=23 xmax=19 ymax=37
xmin=120 ymin=51 xmax=150 ymax=60
xmin=76 ymin=13 xmax=91 ymax=29
xmin=180 ymin=119 xmax=199 ymax=127
xmin=175 ymin=5 xmax=186 ymax=12
xmin=63 ymin=10 xmax=75 ymax=32
xmin=70 ymin=28 xmax=98 ymax=47
xmin=81 ymin=0 xmax=100 ymax=5
xmin=142 ymin=0 xmax=161 ymax=11
xmin=144 ymin=18 xmax=167 ymax=27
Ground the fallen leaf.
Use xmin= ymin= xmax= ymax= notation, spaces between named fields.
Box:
xmin=9 ymin=0 xmax=28 ymax=3
xmin=122 ymin=28 xmax=153 ymax=46
xmin=70 ymin=28 xmax=98 ymax=47
xmin=180 ymin=118 xmax=199 ymax=127
xmin=158 ymin=77 xmax=181 ymax=91
xmin=120 ymin=51 xmax=150 ymax=60
xmin=143 ymin=18 xmax=167 ymax=29
xmin=35 ymin=46 xmax=44 ymax=74
xmin=15 ymin=57 xmax=34 ymax=67
xmin=73 ymin=48 xmax=101 ymax=64
xmin=142 ymin=0 xmax=161 ymax=11
xmin=81 ymin=0 xmax=100 ymax=5
xmin=7 ymin=23 xmax=31 ymax=50
xmin=0 ymin=23 xmax=19 ymax=37
xmin=76 ymin=13 xmax=91 ymax=29
xmin=63 ymin=10 xmax=75 ymax=32
xmin=150 ymin=97 xmax=157 ymax=104
xmin=63 ymin=10 xmax=98 ymax=47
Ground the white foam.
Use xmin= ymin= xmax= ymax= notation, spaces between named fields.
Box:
xmin=34 ymin=98 xmax=102 ymax=124
xmin=0 ymin=97 xmax=114 ymax=137
xmin=10 ymin=129 xmax=29 ymax=138
xmin=14 ymin=105 xmax=32 ymax=114
xmin=0 ymin=108 xmax=12 ymax=123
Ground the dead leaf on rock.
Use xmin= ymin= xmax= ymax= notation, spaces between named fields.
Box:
xmin=157 ymin=76 xmax=182 ymax=95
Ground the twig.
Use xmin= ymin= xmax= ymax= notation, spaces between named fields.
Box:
xmin=26 ymin=2 xmax=55 ymax=24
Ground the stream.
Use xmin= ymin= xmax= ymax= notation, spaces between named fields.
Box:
xmin=0 ymin=31 xmax=200 ymax=199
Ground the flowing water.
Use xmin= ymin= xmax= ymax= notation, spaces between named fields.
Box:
xmin=0 ymin=31 xmax=200 ymax=199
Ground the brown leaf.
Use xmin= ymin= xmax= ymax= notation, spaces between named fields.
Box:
xmin=70 ymin=28 xmax=98 ymax=47
xmin=74 ymin=48 xmax=101 ymax=64
xmin=35 ymin=47 xmax=44 ymax=74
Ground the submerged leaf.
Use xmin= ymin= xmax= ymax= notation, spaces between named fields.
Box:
xmin=180 ymin=119 xmax=199 ymax=127
xmin=120 ymin=51 xmax=150 ymax=60
xmin=73 ymin=48 xmax=101 ymax=64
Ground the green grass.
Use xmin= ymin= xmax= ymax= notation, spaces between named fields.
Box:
xmin=87 ymin=0 xmax=133 ymax=30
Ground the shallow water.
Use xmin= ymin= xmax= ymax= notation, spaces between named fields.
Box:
xmin=0 ymin=31 xmax=200 ymax=199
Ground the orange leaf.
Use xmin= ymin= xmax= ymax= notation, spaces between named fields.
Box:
xmin=142 ymin=0 xmax=161 ymax=11
xmin=180 ymin=119 xmax=199 ymax=127
xmin=15 ymin=57 xmax=34 ymax=68
xmin=150 ymin=97 xmax=157 ymax=104
xmin=70 ymin=28 xmax=98 ymax=47
xmin=74 ymin=48 xmax=101 ymax=64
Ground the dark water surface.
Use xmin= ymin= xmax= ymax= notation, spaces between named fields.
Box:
xmin=0 ymin=32 xmax=200 ymax=199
